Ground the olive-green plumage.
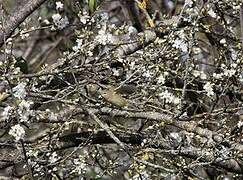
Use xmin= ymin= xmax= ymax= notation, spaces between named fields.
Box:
xmin=100 ymin=87 xmax=128 ymax=107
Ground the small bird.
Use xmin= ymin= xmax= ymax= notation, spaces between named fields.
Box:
xmin=100 ymin=87 xmax=128 ymax=108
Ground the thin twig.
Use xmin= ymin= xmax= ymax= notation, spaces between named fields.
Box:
xmin=85 ymin=108 xmax=176 ymax=173
xmin=20 ymin=139 xmax=34 ymax=180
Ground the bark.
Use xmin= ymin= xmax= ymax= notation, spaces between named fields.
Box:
xmin=0 ymin=0 xmax=48 ymax=47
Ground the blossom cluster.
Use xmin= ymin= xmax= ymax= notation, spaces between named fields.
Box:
xmin=9 ymin=124 xmax=25 ymax=141
xmin=159 ymin=90 xmax=181 ymax=105
xmin=3 ymin=82 xmax=33 ymax=141
xmin=51 ymin=1 xmax=69 ymax=30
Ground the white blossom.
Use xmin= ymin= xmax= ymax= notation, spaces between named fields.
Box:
xmin=87 ymin=50 xmax=93 ymax=57
xmin=79 ymin=11 xmax=90 ymax=25
xmin=157 ymin=74 xmax=166 ymax=84
xmin=192 ymin=70 xmax=200 ymax=77
xmin=128 ymin=26 xmax=138 ymax=36
xmin=143 ymin=70 xmax=151 ymax=78
xmin=130 ymin=61 xmax=136 ymax=70
xmin=230 ymin=49 xmax=237 ymax=60
xmin=56 ymin=1 xmax=63 ymax=10
xmin=18 ymin=100 xmax=33 ymax=122
xmin=9 ymin=124 xmax=25 ymax=141
xmin=95 ymin=29 xmax=113 ymax=45
xmin=2 ymin=106 xmax=14 ymax=120
xmin=172 ymin=38 xmax=188 ymax=52
xmin=48 ymin=112 xmax=58 ymax=121
xmin=27 ymin=149 xmax=39 ymax=158
xmin=111 ymin=68 xmax=120 ymax=77
xmin=239 ymin=74 xmax=243 ymax=83
xmin=169 ymin=132 xmax=181 ymax=140
xmin=237 ymin=121 xmax=243 ymax=128
xmin=49 ymin=152 xmax=58 ymax=163
xmin=223 ymin=69 xmax=236 ymax=77
xmin=141 ymin=139 xmax=147 ymax=147
xmin=200 ymin=72 xmax=207 ymax=80
xmin=159 ymin=90 xmax=181 ymax=105
xmin=13 ymin=82 xmax=27 ymax=99
xmin=185 ymin=0 xmax=193 ymax=6
xmin=52 ymin=13 xmax=61 ymax=23
xmin=231 ymin=63 xmax=237 ymax=68
xmin=20 ymin=30 xmax=30 ymax=40
xmin=72 ymin=155 xmax=87 ymax=174
xmin=208 ymin=8 xmax=217 ymax=18
xmin=72 ymin=39 xmax=83 ymax=52
xmin=213 ymin=73 xmax=223 ymax=79
xmin=220 ymin=38 xmax=226 ymax=44
xmin=203 ymin=82 xmax=214 ymax=97
xmin=4 ymin=48 xmax=11 ymax=54
xmin=52 ymin=13 xmax=69 ymax=30
xmin=221 ymin=64 xmax=226 ymax=68
xmin=157 ymin=72 xmax=168 ymax=84
xmin=192 ymin=70 xmax=207 ymax=79
xmin=43 ymin=19 xmax=50 ymax=25
xmin=218 ymin=146 xmax=230 ymax=159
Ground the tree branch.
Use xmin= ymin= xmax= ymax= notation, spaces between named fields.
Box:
xmin=0 ymin=0 xmax=48 ymax=47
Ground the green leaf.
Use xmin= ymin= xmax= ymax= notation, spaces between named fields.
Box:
xmin=88 ymin=0 xmax=97 ymax=14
